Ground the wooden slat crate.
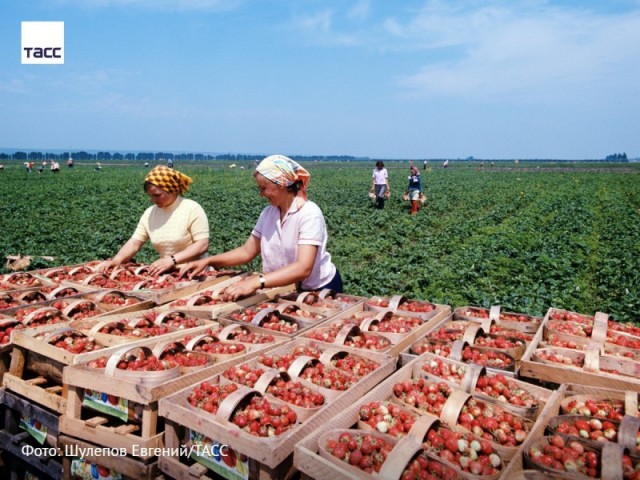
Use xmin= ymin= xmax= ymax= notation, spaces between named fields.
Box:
xmin=217 ymin=297 xmax=346 ymax=341
xmin=299 ymin=300 xmax=452 ymax=357
xmin=0 ymin=388 xmax=64 ymax=480
xmin=157 ymin=338 xmax=397 ymax=479
xmin=294 ymin=352 xmax=553 ymax=480
xmin=62 ymin=269 xmax=241 ymax=305
xmin=0 ymin=388 xmax=61 ymax=447
xmin=3 ymin=324 xmax=130 ymax=414
xmin=519 ymin=307 xmax=640 ymax=392
xmin=499 ymin=382 xmax=639 ymax=479
xmin=398 ymin=313 xmax=546 ymax=376
xmin=59 ymin=435 xmax=159 ymax=480
xmin=59 ymin=327 xmax=285 ymax=460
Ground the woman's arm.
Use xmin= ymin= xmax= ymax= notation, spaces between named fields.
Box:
xmin=96 ymin=237 xmax=145 ymax=272
xmin=147 ymin=238 xmax=210 ymax=276
xmin=179 ymin=234 xmax=261 ymax=278
xmin=220 ymin=244 xmax=318 ymax=302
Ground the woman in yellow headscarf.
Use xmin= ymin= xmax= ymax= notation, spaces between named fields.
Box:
xmin=180 ymin=155 xmax=342 ymax=301
xmin=97 ymin=166 xmax=209 ymax=276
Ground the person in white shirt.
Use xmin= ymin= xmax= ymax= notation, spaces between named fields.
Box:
xmin=181 ymin=155 xmax=342 ymax=301
xmin=370 ymin=160 xmax=390 ymax=209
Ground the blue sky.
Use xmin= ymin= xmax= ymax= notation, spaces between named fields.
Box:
xmin=1 ymin=0 xmax=639 ymax=159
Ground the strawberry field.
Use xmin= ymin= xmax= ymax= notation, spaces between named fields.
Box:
xmin=1 ymin=161 xmax=638 ymax=322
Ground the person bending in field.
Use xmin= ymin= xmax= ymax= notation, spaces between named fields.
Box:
xmin=180 ymin=155 xmax=342 ymax=301
xmin=405 ymin=166 xmax=423 ymax=216
xmin=97 ymin=166 xmax=209 ymax=276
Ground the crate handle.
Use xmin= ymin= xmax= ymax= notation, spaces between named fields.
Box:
xmin=489 ymin=305 xmax=501 ymax=321
xmin=317 ymin=289 xmax=335 ymax=300
xmin=88 ymin=320 xmax=126 ymax=338
xmin=407 ymin=414 xmax=440 ymax=443
xmin=318 ymin=348 xmax=345 ymax=365
xmin=376 ymin=435 xmax=422 ymax=479
xmin=215 ymin=387 xmax=260 ymax=423
xmin=253 ymin=370 xmax=290 ymax=394
xmin=287 ymin=355 xmax=320 ymax=378
xmin=218 ymin=324 xmax=243 ymax=340
xmin=388 ymin=295 xmax=407 ymax=311
xmin=335 ymin=324 xmax=360 ymax=346
xmin=61 ymin=299 xmax=97 ymax=319
xmin=104 ymin=345 xmax=154 ymax=378
xmin=154 ymin=310 xmax=186 ymax=326
xmin=184 ymin=334 xmax=217 ymax=351
xmin=439 ymin=389 xmax=471 ymax=428
xmin=359 ymin=310 xmax=393 ymax=332
xmin=462 ymin=364 xmax=486 ymax=393
xmin=462 ymin=324 xmax=484 ymax=344
xmin=152 ymin=339 xmax=185 ymax=359
xmin=251 ymin=308 xmax=277 ymax=326
xmin=449 ymin=340 xmax=468 ymax=362
xmin=45 ymin=285 xmax=79 ymax=301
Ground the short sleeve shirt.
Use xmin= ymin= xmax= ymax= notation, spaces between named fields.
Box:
xmin=131 ymin=197 xmax=209 ymax=258
xmin=251 ymin=200 xmax=336 ymax=290
xmin=373 ymin=168 xmax=388 ymax=185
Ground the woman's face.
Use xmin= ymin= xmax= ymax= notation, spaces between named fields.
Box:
xmin=255 ymin=173 xmax=287 ymax=206
xmin=145 ymin=184 xmax=177 ymax=208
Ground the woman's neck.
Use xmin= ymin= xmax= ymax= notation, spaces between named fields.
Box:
xmin=278 ymin=194 xmax=296 ymax=221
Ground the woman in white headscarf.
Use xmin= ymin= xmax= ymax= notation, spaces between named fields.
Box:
xmin=181 ymin=154 xmax=342 ymax=301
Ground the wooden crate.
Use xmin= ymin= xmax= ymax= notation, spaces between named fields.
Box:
xmin=499 ymin=382 xmax=637 ymax=479
xmin=157 ymin=338 xmax=397 ymax=478
xmin=3 ymin=324 xmax=130 ymax=414
xmin=398 ymin=312 xmax=553 ymax=377
xmin=299 ymin=301 xmax=452 ymax=357
xmin=0 ymin=388 xmax=64 ymax=480
xmin=59 ymin=435 xmax=159 ymax=480
xmin=62 ymin=270 xmax=239 ymax=306
xmin=294 ymin=352 xmax=552 ymax=480
xmin=0 ymin=388 xmax=61 ymax=447
xmin=519 ymin=307 xmax=640 ymax=392
xmin=59 ymin=327 xmax=285 ymax=460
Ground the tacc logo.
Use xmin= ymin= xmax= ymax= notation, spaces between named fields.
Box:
xmin=22 ymin=21 xmax=64 ymax=65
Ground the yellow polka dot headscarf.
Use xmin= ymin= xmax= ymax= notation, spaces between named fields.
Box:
xmin=256 ymin=155 xmax=310 ymax=200
xmin=144 ymin=166 xmax=192 ymax=195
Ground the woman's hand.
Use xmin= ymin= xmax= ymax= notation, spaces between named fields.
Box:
xmin=95 ymin=259 xmax=117 ymax=273
xmin=178 ymin=258 xmax=211 ymax=279
xmin=220 ymin=276 xmax=260 ymax=302
xmin=148 ymin=256 xmax=174 ymax=277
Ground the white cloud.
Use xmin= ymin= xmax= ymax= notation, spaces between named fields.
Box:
xmin=291 ymin=9 xmax=363 ymax=46
xmin=387 ymin=2 xmax=640 ymax=102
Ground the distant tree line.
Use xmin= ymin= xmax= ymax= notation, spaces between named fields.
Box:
xmin=605 ymin=153 xmax=627 ymax=161
xmin=0 ymin=151 xmax=368 ymax=163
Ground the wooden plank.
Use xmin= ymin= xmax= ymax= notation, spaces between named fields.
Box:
xmin=3 ymin=372 xmax=66 ymax=413
xmin=59 ymin=414 xmax=163 ymax=459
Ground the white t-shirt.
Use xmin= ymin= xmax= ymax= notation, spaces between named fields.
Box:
xmin=132 ymin=197 xmax=209 ymax=258
xmin=373 ymin=168 xmax=388 ymax=185
xmin=252 ymin=200 xmax=336 ymax=290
